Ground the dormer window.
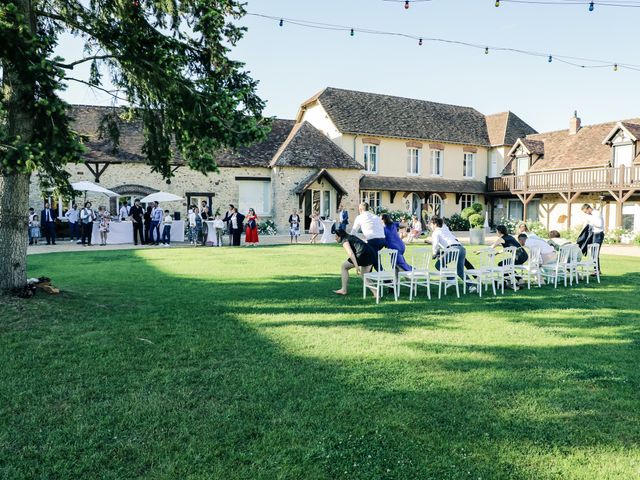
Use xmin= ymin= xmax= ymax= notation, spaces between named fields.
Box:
xmin=613 ymin=144 xmax=633 ymax=168
xmin=515 ymin=156 xmax=529 ymax=176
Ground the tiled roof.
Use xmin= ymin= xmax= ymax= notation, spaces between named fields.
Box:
xmin=522 ymin=139 xmax=545 ymax=155
xmin=620 ymin=122 xmax=640 ymax=140
xmin=293 ymin=169 xmax=350 ymax=195
xmin=270 ymin=121 xmax=362 ymax=169
xmin=313 ymin=87 xmax=491 ymax=146
xmin=71 ymin=105 xmax=147 ymax=163
xmin=360 ymin=175 xmax=486 ymax=194
xmin=510 ymin=118 xmax=640 ymax=172
xmin=215 ymin=119 xmax=295 ymax=167
xmin=485 ymin=111 xmax=536 ymax=146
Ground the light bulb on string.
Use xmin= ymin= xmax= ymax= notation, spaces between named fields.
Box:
xmin=614 ymin=63 xmax=618 ymax=71
xmin=548 ymin=55 xmax=553 ymax=63
xmin=495 ymin=0 xmax=500 ymax=7
xmin=485 ymin=47 xmax=489 ymax=55
xmin=350 ymin=28 xmax=354 ymax=37
xmin=405 ymin=0 xmax=410 ymax=9
xmin=279 ymin=19 xmax=283 ymax=27
xmin=418 ymin=38 xmax=423 ymax=46
xmin=589 ymin=1 xmax=594 ymax=11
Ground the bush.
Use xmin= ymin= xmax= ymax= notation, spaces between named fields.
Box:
xmin=445 ymin=213 xmax=470 ymax=231
xmin=460 ymin=207 xmax=475 ymax=220
xmin=468 ymin=213 xmax=484 ymax=229
xmin=376 ymin=207 xmax=412 ymax=224
xmin=471 ymin=202 xmax=483 ymax=214
xmin=634 ymin=234 xmax=640 ymax=246
xmin=603 ymin=228 xmax=630 ymax=244
xmin=520 ymin=220 xmax=548 ymax=238
xmin=258 ymin=219 xmax=278 ymax=236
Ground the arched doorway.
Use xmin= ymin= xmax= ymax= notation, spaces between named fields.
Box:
xmin=426 ymin=193 xmax=443 ymax=219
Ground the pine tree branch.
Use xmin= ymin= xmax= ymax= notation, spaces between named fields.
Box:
xmin=64 ymin=77 xmax=130 ymax=103
xmin=54 ymin=55 xmax=118 ymax=69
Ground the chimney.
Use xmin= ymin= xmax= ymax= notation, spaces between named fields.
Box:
xmin=569 ymin=110 xmax=581 ymax=135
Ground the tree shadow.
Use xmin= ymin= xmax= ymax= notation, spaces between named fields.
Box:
xmin=2 ymin=250 xmax=638 ymax=479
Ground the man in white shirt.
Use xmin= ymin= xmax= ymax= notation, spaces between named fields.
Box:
xmin=430 ymin=217 xmax=476 ymax=292
xmin=65 ymin=203 xmax=80 ymax=242
xmin=150 ymin=201 xmax=163 ymax=245
xmin=581 ymin=203 xmax=604 ymax=273
xmin=350 ymin=202 xmax=386 ymax=253
xmin=517 ymin=233 xmax=557 ymax=265
xmin=119 ymin=202 xmax=131 ymax=221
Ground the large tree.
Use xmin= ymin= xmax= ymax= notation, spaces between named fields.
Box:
xmin=0 ymin=0 xmax=268 ymax=293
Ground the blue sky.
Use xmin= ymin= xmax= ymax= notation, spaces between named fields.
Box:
xmin=59 ymin=0 xmax=640 ymax=132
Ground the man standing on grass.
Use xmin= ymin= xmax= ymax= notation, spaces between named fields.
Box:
xmin=350 ymin=202 xmax=386 ymax=254
xmin=129 ymin=199 xmax=145 ymax=245
xmin=150 ymin=201 xmax=163 ymax=245
xmin=65 ymin=203 xmax=80 ymax=243
xmin=40 ymin=201 xmax=57 ymax=245
xmin=581 ymin=203 xmax=604 ymax=274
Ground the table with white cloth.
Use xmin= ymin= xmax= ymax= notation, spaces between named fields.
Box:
xmin=91 ymin=220 xmax=185 ymax=244
xmin=92 ymin=221 xmax=133 ymax=244
xmin=320 ymin=219 xmax=335 ymax=243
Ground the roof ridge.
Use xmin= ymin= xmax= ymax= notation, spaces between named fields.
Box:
xmin=322 ymin=86 xmax=483 ymax=113
xmin=269 ymin=121 xmax=306 ymax=167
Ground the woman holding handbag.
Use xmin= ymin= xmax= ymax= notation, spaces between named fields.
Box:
xmin=245 ymin=208 xmax=259 ymax=246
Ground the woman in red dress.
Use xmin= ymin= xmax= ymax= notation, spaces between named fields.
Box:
xmin=245 ymin=208 xmax=259 ymax=246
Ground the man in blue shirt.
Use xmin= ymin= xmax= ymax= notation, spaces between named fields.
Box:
xmin=149 ymin=201 xmax=163 ymax=245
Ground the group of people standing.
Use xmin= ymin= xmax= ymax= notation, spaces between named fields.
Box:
xmin=28 ymin=202 xmax=110 ymax=246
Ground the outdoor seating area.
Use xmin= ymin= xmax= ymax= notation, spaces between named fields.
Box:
xmin=368 ymin=243 xmax=601 ymax=303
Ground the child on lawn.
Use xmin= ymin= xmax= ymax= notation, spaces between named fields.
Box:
xmin=29 ymin=214 xmax=41 ymax=245
xmin=162 ymin=210 xmax=172 ymax=246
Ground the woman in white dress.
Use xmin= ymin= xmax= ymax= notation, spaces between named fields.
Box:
xmin=309 ymin=212 xmax=320 ymax=244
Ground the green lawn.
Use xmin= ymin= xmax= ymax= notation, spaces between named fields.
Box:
xmin=1 ymin=245 xmax=639 ymax=479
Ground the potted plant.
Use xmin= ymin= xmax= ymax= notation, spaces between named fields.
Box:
xmin=462 ymin=202 xmax=485 ymax=245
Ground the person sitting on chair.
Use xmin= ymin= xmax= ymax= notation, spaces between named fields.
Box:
xmin=380 ymin=214 xmax=411 ymax=272
xmin=332 ymin=227 xmax=378 ymax=298
xmin=547 ymin=230 xmax=570 ymax=252
xmin=430 ymin=217 xmax=476 ymax=293
xmin=491 ymin=225 xmax=528 ymax=266
xmin=517 ymin=233 xmax=557 ymax=265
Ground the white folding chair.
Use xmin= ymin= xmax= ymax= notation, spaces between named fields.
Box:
xmin=515 ymin=246 xmax=542 ymax=289
xmin=494 ymin=246 xmax=519 ymax=293
xmin=541 ymin=244 xmax=575 ymax=288
xmin=429 ymin=246 xmax=460 ymax=299
xmin=397 ymin=247 xmax=432 ymax=300
xmin=463 ymin=248 xmax=497 ymax=297
xmin=577 ymin=243 xmax=601 ymax=284
xmin=363 ymin=248 xmax=398 ymax=304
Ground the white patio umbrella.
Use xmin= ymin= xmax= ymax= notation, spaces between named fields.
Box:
xmin=139 ymin=192 xmax=183 ymax=203
xmin=71 ymin=181 xmax=118 ymax=197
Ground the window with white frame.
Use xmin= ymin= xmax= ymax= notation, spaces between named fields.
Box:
xmin=613 ymin=144 xmax=634 ymax=168
xmin=463 ymin=153 xmax=475 ymax=178
xmin=238 ymin=179 xmax=272 ymax=215
xmin=363 ymin=144 xmax=378 ymax=173
xmin=407 ymin=148 xmax=421 ymax=175
xmin=360 ymin=190 xmax=381 ymax=211
xmin=430 ymin=149 xmax=443 ymax=176
xmin=460 ymin=194 xmax=476 ymax=211
xmin=515 ymin=156 xmax=529 ymax=176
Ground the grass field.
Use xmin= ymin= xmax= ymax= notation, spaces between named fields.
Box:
xmin=1 ymin=245 xmax=639 ymax=479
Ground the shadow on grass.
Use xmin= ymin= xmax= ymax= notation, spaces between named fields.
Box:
xmin=2 ymin=250 xmax=638 ymax=479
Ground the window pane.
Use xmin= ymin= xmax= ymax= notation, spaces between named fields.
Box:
xmin=238 ymin=181 xmax=271 ymax=215
xmin=322 ymin=191 xmax=330 ymax=217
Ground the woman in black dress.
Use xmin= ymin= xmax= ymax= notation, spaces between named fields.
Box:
xmin=143 ymin=205 xmax=153 ymax=244
xmin=492 ymin=224 xmax=528 ymax=265
xmin=333 ymin=228 xmax=378 ymax=297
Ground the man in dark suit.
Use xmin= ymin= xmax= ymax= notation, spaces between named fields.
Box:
xmin=222 ymin=204 xmax=235 ymax=246
xmin=40 ymin=202 xmax=57 ymax=245
xmin=230 ymin=207 xmax=245 ymax=246
xmin=129 ymin=199 xmax=145 ymax=245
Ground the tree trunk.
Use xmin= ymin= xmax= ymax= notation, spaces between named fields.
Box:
xmin=0 ymin=0 xmax=36 ymax=294
xmin=0 ymin=173 xmax=30 ymax=292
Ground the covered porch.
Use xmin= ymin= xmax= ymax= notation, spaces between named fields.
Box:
xmin=293 ymin=169 xmax=350 ymax=230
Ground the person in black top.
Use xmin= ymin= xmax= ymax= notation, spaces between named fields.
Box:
xmin=333 ymin=227 xmax=378 ymax=297
xmin=129 ymin=199 xmax=145 ymax=245
xmin=40 ymin=201 xmax=57 ymax=245
xmin=143 ymin=205 xmax=153 ymax=244
xmin=222 ymin=204 xmax=235 ymax=247
xmin=492 ymin=224 xmax=528 ymax=265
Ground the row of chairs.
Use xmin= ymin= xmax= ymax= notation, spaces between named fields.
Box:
xmin=363 ymin=243 xmax=601 ymax=303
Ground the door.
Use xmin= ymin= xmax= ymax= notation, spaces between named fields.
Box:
xmin=304 ymin=191 xmax=312 ymax=230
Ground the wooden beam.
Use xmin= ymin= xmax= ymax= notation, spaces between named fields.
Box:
xmin=84 ymin=162 xmax=111 ymax=183
xmin=541 ymin=201 xmax=557 ymax=233
xmin=621 ymin=188 xmax=638 ymax=203
xmin=389 ymin=191 xmax=397 ymax=203
xmin=607 ymin=190 xmax=622 ymax=202
xmin=616 ymin=200 xmax=623 ymax=229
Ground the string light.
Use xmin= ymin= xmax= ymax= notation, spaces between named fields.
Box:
xmin=279 ymin=18 xmax=283 ymax=27
xmin=405 ymin=0 xmax=410 ymax=9
xmin=589 ymin=1 xmax=595 ymax=10
xmin=387 ymin=0 xmax=640 ymax=8
xmin=246 ymin=13 xmax=640 ymax=73
xmin=614 ymin=63 xmax=618 ymax=71
xmin=495 ymin=0 xmax=500 ymax=6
